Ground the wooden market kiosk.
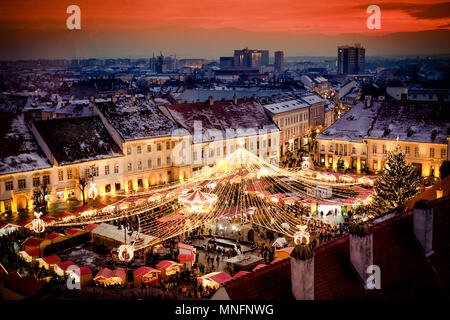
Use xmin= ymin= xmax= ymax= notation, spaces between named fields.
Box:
xmin=133 ymin=266 xmax=161 ymax=287
xmin=155 ymin=260 xmax=182 ymax=282
xmin=197 ymin=271 xmax=232 ymax=290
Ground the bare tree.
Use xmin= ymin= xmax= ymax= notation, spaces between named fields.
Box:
xmin=78 ymin=176 xmax=88 ymax=205
xmin=34 ymin=182 xmax=49 ymax=214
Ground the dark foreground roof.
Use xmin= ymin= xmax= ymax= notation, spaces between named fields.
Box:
xmin=34 ymin=116 xmax=122 ymax=166
xmin=217 ymin=195 xmax=450 ymax=300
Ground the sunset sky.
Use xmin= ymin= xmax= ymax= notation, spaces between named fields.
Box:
xmin=0 ymin=1 xmax=449 ymax=58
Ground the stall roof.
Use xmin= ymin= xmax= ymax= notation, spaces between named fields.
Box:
xmin=134 ymin=266 xmax=161 ymax=277
xmin=56 ymin=261 xmax=76 ymax=271
xmin=22 ymin=238 xmax=43 ymax=247
xmin=92 ymin=223 xmax=156 ymax=247
xmin=178 ymin=254 xmax=195 ymax=262
xmin=45 ymin=232 xmax=65 ymax=240
xmin=155 ymin=260 xmax=182 ymax=270
xmin=41 ymin=255 xmax=60 ymax=264
xmin=199 ymin=271 xmax=232 ymax=285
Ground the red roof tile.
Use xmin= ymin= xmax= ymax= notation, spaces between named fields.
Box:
xmin=56 ymin=261 xmax=76 ymax=271
xmin=41 ymin=255 xmax=60 ymax=265
xmin=155 ymin=260 xmax=181 ymax=270
xmin=134 ymin=266 xmax=160 ymax=277
xmin=178 ymin=254 xmax=195 ymax=262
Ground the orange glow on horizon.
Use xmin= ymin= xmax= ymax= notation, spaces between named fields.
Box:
xmin=0 ymin=0 xmax=449 ymax=34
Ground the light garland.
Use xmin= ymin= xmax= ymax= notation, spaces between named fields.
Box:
xmin=118 ymin=244 xmax=134 ymax=262
xmin=31 ymin=211 xmax=45 ymax=234
xmin=88 ymin=182 xmax=99 ymax=199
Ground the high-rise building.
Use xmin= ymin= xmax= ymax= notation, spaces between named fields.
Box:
xmin=260 ymin=50 xmax=269 ymax=66
xmin=274 ymin=51 xmax=284 ymax=73
xmin=337 ymin=44 xmax=365 ymax=74
xmin=220 ymin=57 xmax=234 ymax=69
xmin=233 ymin=48 xmax=267 ymax=68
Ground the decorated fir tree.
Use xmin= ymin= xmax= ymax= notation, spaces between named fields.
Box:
xmin=370 ymin=144 xmax=420 ymax=214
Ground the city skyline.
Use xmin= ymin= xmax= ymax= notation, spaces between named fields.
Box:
xmin=1 ymin=1 xmax=450 ymax=59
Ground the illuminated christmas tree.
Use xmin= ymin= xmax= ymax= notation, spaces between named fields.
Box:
xmin=370 ymin=144 xmax=420 ymax=214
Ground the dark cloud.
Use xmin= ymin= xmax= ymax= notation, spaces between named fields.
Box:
xmin=355 ymin=2 xmax=450 ymax=19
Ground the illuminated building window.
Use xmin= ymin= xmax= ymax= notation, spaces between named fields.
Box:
xmin=157 ymin=143 xmax=162 ymax=151
xmin=441 ymin=149 xmax=446 ymax=159
xmin=56 ymin=191 xmax=64 ymax=200
xmin=5 ymin=181 xmax=13 ymax=191
xmin=33 ymin=177 xmax=40 ymax=187
xmin=58 ymin=170 xmax=64 ymax=181
xmin=405 ymin=146 xmax=410 ymax=155
xmin=67 ymin=169 xmax=72 ymax=179
xmin=137 ymin=145 xmax=142 ymax=154
xmin=105 ymin=165 xmax=110 ymax=175
xmin=138 ymin=161 xmax=142 ymax=170
xmin=147 ymin=144 xmax=152 ymax=152
xmin=114 ymin=164 xmax=119 ymax=174
xmin=414 ymin=147 xmax=419 ymax=157
xmin=430 ymin=148 xmax=435 ymax=158
xmin=127 ymin=163 xmax=132 ymax=172
xmin=148 ymin=159 xmax=152 ymax=168
xmin=372 ymin=144 xmax=377 ymax=154
xmin=382 ymin=144 xmax=386 ymax=154
xmin=127 ymin=147 xmax=131 ymax=155
xmin=43 ymin=175 xmax=50 ymax=185
xmin=157 ymin=157 xmax=161 ymax=167
xmin=105 ymin=184 xmax=111 ymax=193
xmin=18 ymin=179 xmax=26 ymax=190
xmin=166 ymin=141 xmax=170 ymax=150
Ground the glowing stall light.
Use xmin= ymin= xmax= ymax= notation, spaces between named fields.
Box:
xmin=257 ymin=167 xmax=273 ymax=179
xmin=88 ymin=182 xmax=99 ymax=199
xmin=205 ymin=182 xmax=217 ymax=190
xmin=231 ymin=225 xmax=238 ymax=231
xmin=301 ymin=157 xmax=310 ymax=170
xmin=31 ymin=211 xmax=45 ymax=234
xmin=281 ymin=222 xmax=290 ymax=230
xmin=293 ymin=225 xmax=310 ymax=245
xmin=118 ymin=244 xmax=134 ymax=262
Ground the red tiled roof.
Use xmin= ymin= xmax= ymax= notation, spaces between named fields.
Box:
xmin=221 ymin=258 xmax=293 ymax=300
xmin=56 ymin=261 xmax=76 ymax=271
xmin=199 ymin=272 xmax=232 ymax=285
xmin=58 ymin=212 xmax=73 ymax=218
xmin=24 ymin=248 xmax=41 ymax=257
xmin=252 ymin=264 xmax=267 ymax=271
xmin=232 ymin=271 xmax=250 ymax=279
xmin=75 ymin=267 xmax=92 ymax=276
xmin=41 ymin=255 xmax=60 ymax=265
xmin=178 ymin=254 xmax=195 ymax=262
xmin=94 ymin=268 xmax=112 ymax=281
xmin=85 ymin=224 xmax=99 ymax=231
xmin=134 ymin=266 xmax=160 ymax=277
xmin=45 ymin=232 xmax=64 ymax=240
xmin=155 ymin=260 xmax=181 ymax=270
xmin=22 ymin=237 xmax=43 ymax=247
xmin=65 ymin=228 xmax=83 ymax=235
xmin=75 ymin=205 xmax=93 ymax=213
xmin=219 ymin=196 xmax=450 ymax=300
xmin=2 ymin=272 xmax=45 ymax=298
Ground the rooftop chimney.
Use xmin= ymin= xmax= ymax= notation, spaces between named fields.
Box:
xmin=233 ymin=94 xmax=238 ymax=105
xmin=145 ymin=92 xmax=151 ymax=101
xmin=89 ymin=95 xmax=95 ymax=103
xmin=365 ymin=95 xmax=372 ymax=107
xmin=290 ymin=245 xmax=314 ymax=300
xmin=130 ymin=94 xmax=136 ymax=103
xmin=208 ymin=96 xmax=214 ymax=106
xmin=413 ymin=199 xmax=434 ymax=257
xmin=349 ymin=223 xmax=373 ymax=289
xmin=111 ymin=95 xmax=117 ymax=104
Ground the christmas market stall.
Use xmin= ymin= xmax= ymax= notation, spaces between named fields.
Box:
xmin=133 ymin=266 xmax=161 ymax=287
xmin=45 ymin=232 xmax=66 ymax=244
xmin=18 ymin=248 xmax=41 ymax=264
xmin=54 ymin=261 xmax=76 ymax=277
xmin=155 ymin=260 xmax=182 ymax=282
xmin=0 ymin=222 xmax=19 ymax=236
xmin=177 ymin=254 xmax=196 ymax=271
xmin=274 ymin=247 xmax=294 ymax=259
xmin=197 ymin=272 xmax=232 ymax=290
xmin=68 ymin=267 xmax=92 ymax=288
xmin=21 ymin=237 xmax=49 ymax=251
xmin=37 ymin=255 xmax=61 ymax=271
xmin=94 ymin=267 xmax=126 ymax=287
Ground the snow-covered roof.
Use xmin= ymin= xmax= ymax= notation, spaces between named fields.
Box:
xmin=96 ymin=97 xmax=187 ymax=141
xmin=318 ymin=100 xmax=450 ymax=144
xmin=301 ymin=94 xmax=326 ymax=105
xmin=33 ymin=116 xmax=123 ymax=166
xmin=263 ymin=99 xmax=309 ymax=114
xmin=0 ymin=113 xmax=51 ymax=175
xmin=166 ymin=98 xmax=279 ymax=144
xmin=92 ymin=223 xmax=156 ymax=247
